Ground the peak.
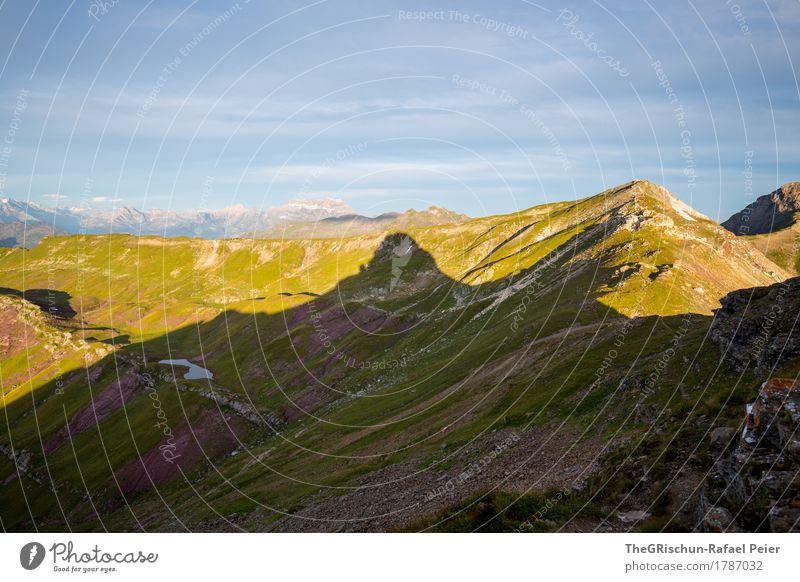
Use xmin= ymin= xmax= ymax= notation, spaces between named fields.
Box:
xmin=723 ymin=181 xmax=800 ymax=235
xmin=627 ymin=180 xmax=681 ymax=201
xmin=602 ymin=179 xmax=668 ymax=202
xmin=285 ymin=197 xmax=347 ymax=206
xmin=589 ymin=180 xmax=707 ymax=223
xmin=631 ymin=179 xmax=662 ymax=189
xmin=217 ymin=204 xmax=248 ymax=215
xmin=774 ymin=182 xmax=800 ymax=201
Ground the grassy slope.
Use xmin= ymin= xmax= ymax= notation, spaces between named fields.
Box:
xmin=744 ymin=219 xmax=800 ymax=275
xmin=0 ymin=180 xmax=790 ymax=531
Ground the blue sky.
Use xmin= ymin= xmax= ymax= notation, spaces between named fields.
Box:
xmin=0 ymin=0 xmax=798 ymax=221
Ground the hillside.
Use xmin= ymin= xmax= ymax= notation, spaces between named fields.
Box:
xmin=0 ymin=290 xmax=111 ymax=407
xmin=722 ymin=183 xmax=800 ymax=275
xmin=0 ymin=221 xmax=64 ymax=248
xmin=744 ymin=223 xmax=800 ymax=275
xmin=0 ymin=180 xmax=794 ymax=533
xmin=711 ymin=277 xmax=800 ymax=374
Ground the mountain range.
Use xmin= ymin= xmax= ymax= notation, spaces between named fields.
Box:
xmin=0 ymin=179 xmax=798 ymax=533
xmin=253 ymin=206 xmax=470 ymax=239
xmin=0 ymin=197 xmax=470 ymax=248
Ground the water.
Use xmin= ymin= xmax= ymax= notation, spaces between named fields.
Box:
xmin=158 ymin=358 xmax=214 ymax=380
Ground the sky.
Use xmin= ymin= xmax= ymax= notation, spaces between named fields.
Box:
xmin=0 ymin=0 xmax=798 ymax=221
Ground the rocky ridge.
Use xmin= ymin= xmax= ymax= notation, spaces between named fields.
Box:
xmin=722 ymin=182 xmax=800 ymax=236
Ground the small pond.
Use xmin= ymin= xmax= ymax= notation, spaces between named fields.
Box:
xmin=158 ymin=358 xmax=214 ymax=380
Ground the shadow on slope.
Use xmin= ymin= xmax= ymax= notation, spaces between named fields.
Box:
xmin=0 ymin=228 xmax=775 ymax=532
xmin=0 ymin=287 xmax=77 ymax=320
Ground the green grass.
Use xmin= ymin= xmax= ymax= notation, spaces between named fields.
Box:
xmin=0 ymin=180 xmax=791 ymax=531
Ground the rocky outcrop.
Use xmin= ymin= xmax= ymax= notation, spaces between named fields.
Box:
xmin=722 ymin=182 xmax=800 ymax=235
xmin=144 ymin=368 xmax=282 ymax=430
xmin=710 ymin=277 xmax=800 ymax=374
xmin=0 ymin=444 xmax=36 ymax=485
xmin=700 ymin=378 xmax=800 ymax=532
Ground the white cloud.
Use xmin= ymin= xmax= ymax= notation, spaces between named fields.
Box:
xmin=92 ymin=196 xmax=124 ymax=203
xmin=43 ymin=193 xmax=67 ymax=200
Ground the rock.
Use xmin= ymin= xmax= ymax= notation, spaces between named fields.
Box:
xmin=748 ymin=378 xmax=800 ymax=462
xmin=710 ymin=278 xmax=800 ymax=374
xmin=768 ymin=505 xmax=800 ymax=533
xmin=700 ymin=504 xmax=743 ymax=533
xmin=700 ymin=378 xmax=800 ymax=532
xmin=618 ymin=510 xmax=650 ymax=523
xmin=709 ymin=427 xmax=737 ymax=451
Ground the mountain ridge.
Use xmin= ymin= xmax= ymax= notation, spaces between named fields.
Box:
xmin=722 ymin=182 xmax=800 ymax=274
xmin=253 ymin=205 xmax=470 ymax=239
xmin=722 ymin=181 xmax=800 ymax=235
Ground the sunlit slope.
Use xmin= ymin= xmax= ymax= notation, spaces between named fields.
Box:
xmin=723 ymin=181 xmax=800 ymax=275
xmin=0 ymin=294 xmax=110 ymax=407
xmin=744 ymin=224 xmax=800 ymax=275
xmin=0 ymin=180 xmax=783 ymax=331
xmin=409 ymin=180 xmax=784 ymax=315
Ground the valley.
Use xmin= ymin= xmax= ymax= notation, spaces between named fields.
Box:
xmin=1 ymin=180 xmax=798 ymax=533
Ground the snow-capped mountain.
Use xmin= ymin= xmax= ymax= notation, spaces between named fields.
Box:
xmin=1 ymin=198 xmax=89 ymax=232
xmin=265 ymin=198 xmax=354 ymax=222
xmin=0 ymin=197 xmax=356 ymax=240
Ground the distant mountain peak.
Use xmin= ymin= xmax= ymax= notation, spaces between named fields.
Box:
xmin=266 ymin=198 xmax=355 ymax=222
xmin=723 ymin=182 xmax=800 ymax=235
xmin=218 ymin=203 xmax=248 ymax=213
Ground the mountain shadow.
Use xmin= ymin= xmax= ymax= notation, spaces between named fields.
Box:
xmin=0 ymin=229 xmax=796 ymax=533
xmin=0 ymin=287 xmax=77 ymax=319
